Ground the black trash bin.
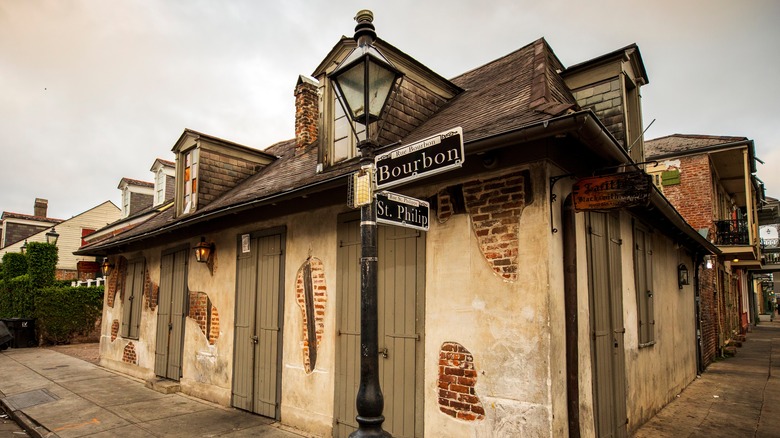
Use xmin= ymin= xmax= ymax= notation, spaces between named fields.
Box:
xmin=0 ymin=320 xmax=12 ymax=350
xmin=0 ymin=318 xmax=36 ymax=348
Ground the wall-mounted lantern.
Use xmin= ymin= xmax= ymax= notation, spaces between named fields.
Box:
xmin=101 ymin=257 xmax=114 ymax=277
xmin=678 ymin=263 xmax=689 ymax=289
xmin=20 ymin=239 xmax=27 ymax=254
xmin=194 ymin=237 xmax=214 ymax=264
xmin=46 ymin=227 xmax=60 ymax=245
xmin=704 ymin=255 xmax=713 ymax=270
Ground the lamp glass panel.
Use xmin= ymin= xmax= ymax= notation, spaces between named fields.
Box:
xmin=367 ymin=58 xmax=396 ymax=118
xmin=335 ymin=61 xmax=367 ymax=121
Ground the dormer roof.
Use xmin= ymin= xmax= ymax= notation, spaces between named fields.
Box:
xmin=117 ymin=178 xmax=154 ymax=190
xmin=150 ymin=158 xmax=175 ymax=172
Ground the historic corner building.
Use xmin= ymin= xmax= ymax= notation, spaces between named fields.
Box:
xmin=78 ymin=13 xmax=721 ymax=438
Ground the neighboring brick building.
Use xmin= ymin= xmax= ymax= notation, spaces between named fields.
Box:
xmin=646 ymin=134 xmax=764 ymax=369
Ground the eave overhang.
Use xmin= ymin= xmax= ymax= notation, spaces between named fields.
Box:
xmin=77 ymin=110 xmax=719 ymax=259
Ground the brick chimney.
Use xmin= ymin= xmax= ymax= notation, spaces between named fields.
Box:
xmin=34 ymin=198 xmax=48 ymax=218
xmin=295 ymin=75 xmax=319 ymax=154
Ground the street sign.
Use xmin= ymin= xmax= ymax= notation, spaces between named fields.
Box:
xmin=376 ymin=191 xmax=430 ymax=231
xmin=572 ymin=171 xmax=652 ymax=212
xmin=374 ymin=127 xmax=464 ymax=190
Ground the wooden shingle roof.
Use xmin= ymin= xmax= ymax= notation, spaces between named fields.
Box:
xmin=645 ymin=134 xmax=748 ymax=158
xmin=79 ymin=37 xmax=582 ymax=252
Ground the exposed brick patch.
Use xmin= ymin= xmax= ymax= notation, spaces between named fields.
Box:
xmin=106 ymin=256 xmax=127 ymax=308
xmin=463 ymin=171 xmax=525 ymax=281
xmin=188 ymin=291 xmax=220 ymax=345
xmin=122 ymin=342 xmax=137 ymax=364
xmin=144 ymin=269 xmax=158 ymax=310
xmin=111 ymin=319 xmax=119 ymax=342
xmin=295 ymin=257 xmax=327 ymax=373
xmin=438 ymin=342 xmax=484 ymax=422
xmin=437 ymin=190 xmax=454 ymax=223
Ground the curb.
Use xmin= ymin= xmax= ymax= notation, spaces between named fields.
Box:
xmin=0 ymin=397 xmax=58 ymax=438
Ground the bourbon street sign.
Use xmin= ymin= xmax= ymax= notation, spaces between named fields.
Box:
xmin=375 ymin=127 xmax=464 ymax=190
xmin=572 ymin=170 xmax=652 ymax=212
xmin=376 ymin=191 xmax=430 ymax=231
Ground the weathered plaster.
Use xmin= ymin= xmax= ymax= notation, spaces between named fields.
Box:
xmin=424 ymin=165 xmax=555 ymax=437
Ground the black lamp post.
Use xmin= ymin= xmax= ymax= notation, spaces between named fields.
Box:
xmin=329 ymin=10 xmax=402 ymax=438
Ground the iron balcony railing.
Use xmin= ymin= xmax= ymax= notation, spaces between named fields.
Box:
xmin=715 ymin=219 xmax=750 ymax=246
xmin=761 ymin=237 xmax=779 ymax=249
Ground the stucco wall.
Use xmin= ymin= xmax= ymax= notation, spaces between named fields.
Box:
xmin=96 ymin=160 xmax=700 ymax=438
xmin=423 ymin=163 xmax=558 ymax=437
xmin=622 ymin=222 xmax=697 ymax=431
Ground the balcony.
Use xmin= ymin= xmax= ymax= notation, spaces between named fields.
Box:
xmin=716 ymin=219 xmax=760 ymax=266
xmin=715 ymin=219 xmax=749 ymax=246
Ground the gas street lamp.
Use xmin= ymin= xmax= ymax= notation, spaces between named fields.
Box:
xmin=328 ymin=10 xmax=402 ymax=438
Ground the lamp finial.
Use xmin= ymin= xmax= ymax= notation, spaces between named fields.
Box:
xmin=354 ymin=9 xmax=376 ymax=47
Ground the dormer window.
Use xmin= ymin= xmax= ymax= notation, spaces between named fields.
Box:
xmin=332 ymin=86 xmax=366 ymax=162
xmin=155 ymin=168 xmax=166 ymax=205
xmin=117 ymin=178 xmax=154 ymax=218
xmin=122 ymin=189 xmax=131 ymax=217
xmin=150 ymin=158 xmax=176 ymax=207
xmin=171 ymin=129 xmax=276 ymax=218
xmin=182 ymin=148 xmax=199 ymax=214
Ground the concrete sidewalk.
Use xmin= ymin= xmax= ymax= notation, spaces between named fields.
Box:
xmin=0 ymin=348 xmax=308 ymax=438
xmin=634 ymin=319 xmax=780 ymax=437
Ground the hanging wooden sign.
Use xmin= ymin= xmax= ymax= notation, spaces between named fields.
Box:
xmin=572 ymin=171 xmax=652 ymax=212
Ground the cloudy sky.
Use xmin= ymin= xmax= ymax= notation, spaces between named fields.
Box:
xmin=1 ymin=1 xmax=778 ymax=220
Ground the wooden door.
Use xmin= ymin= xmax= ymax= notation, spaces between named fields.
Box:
xmin=334 ymin=215 xmax=425 ymax=438
xmin=154 ymin=248 xmax=188 ymax=380
xmin=232 ymin=230 xmax=285 ymax=419
xmin=587 ymin=212 xmax=627 ymax=438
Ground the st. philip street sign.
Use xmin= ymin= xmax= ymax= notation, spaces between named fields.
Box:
xmin=376 ymin=191 xmax=430 ymax=231
xmin=375 ymin=127 xmax=464 ymax=190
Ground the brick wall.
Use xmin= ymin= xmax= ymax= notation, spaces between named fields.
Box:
xmin=106 ymin=256 xmax=127 ymax=308
xmin=462 ymin=171 xmax=528 ymax=281
xmin=144 ymin=269 xmax=158 ymax=310
xmin=188 ymin=291 xmax=220 ymax=345
xmin=438 ymin=342 xmax=485 ymax=421
xmin=111 ymin=319 xmax=119 ymax=342
xmin=55 ymin=269 xmax=77 ymax=281
xmin=698 ymin=266 xmax=717 ymax=368
xmin=295 ymin=257 xmax=327 ymax=373
xmin=197 ymin=150 xmax=261 ymax=208
xmin=571 ymin=79 xmax=626 ymax=146
xmin=661 ymin=155 xmax=714 ymax=234
xmin=295 ymin=76 xmax=319 ymax=152
xmin=123 ymin=342 xmax=137 ymax=364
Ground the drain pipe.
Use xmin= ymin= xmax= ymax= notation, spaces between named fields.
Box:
xmin=562 ymin=194 xmax=580 ymax=438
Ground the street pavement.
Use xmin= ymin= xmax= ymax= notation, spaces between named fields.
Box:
xmin=0 ymin=348 xmax=310 ymax=438
xmin=3 ymin=322 xmax=780 ymax=438
xmin=633 ymin=318 xmax=780 ymax=437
